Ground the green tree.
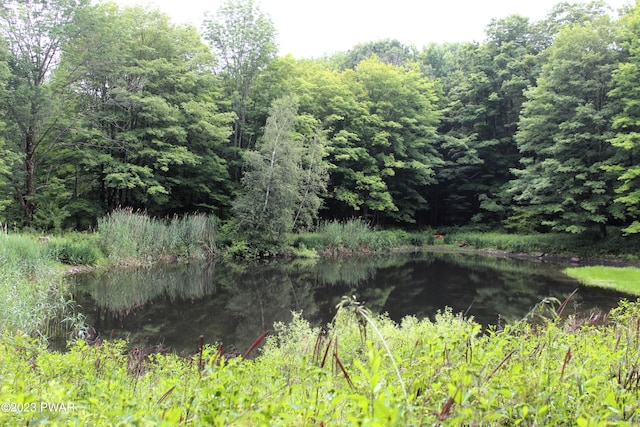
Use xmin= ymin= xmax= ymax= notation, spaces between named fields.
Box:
xmin=608 ymin=0 xmax=640 ymax=233
xmin=534 ymin=0 xmax=616 ymax=51
xmin=202 ymin=0 xmax=277 ymax=152
xmin=0 ymin=36 xmax=12 ymax=216
xmin=233 ymin=95 xmax=322 ymax=254
xmin=345 ymin=57 xmax=441 ymax=224
xmin=427 ymin=16 xmax=541 ymax=226
xmin=292 ymin=116 xmax=329 ymax=231
xmin=234 ymin=98 xmax=302 ymax=254
xmin=421 ymin=3 xmax=614 ymax=228
xmin=331 ymin=39 xmax=417 ymax=70
xmin=0 ymin=0 xmax=88 ymax=227
xmin=244 ymin=55 xmax=299 ymax=148
xmin=257 ymin=56 xmax=441 ymax=225
xmin=507 ymin=17 xmax=621 ymax=236
xmin=58 ymin=4 xmax=234 ymax=222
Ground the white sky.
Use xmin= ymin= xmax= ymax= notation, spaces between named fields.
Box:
xmin=113 ymin=0 xmax=632 ymax=58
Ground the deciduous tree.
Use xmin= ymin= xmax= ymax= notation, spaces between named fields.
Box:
xmin=326 ymin=57 xmax=441 ymax=224
xmin=428 ymin=16 xmax=541 ymax=226
xmin=60 ymin=4 xmax=234 ymax=220
xmin=608 ymin=1 xmax=640 ymax=233
xmin=0 ymin=0 xmax=88 ymax=226
xmin=233 ymin=95 xmax=328 ymax=254
xmin=202 ymin=0 xmax=277 ymax=152
xmin=508 ymin=17 xmax=621 ymax=237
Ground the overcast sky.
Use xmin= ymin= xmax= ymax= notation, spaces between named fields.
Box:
xmin=113 ymin=0 xmax=632 ymax=58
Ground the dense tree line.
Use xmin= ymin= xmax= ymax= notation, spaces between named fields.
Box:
xmin=1 ymin=0 xmax=639 ymax=245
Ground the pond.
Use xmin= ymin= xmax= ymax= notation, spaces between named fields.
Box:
xmin=70 ymin=251 xmax=629 ymax=356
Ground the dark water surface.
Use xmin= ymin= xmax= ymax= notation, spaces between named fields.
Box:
xmin=71 ymin=251 xmax=629 ymax=356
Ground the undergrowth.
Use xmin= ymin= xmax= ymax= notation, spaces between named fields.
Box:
xmin=1 ymin=296 xmax=639 ymax=425
xmin=292 ymin=220 xmax=426 ymax=255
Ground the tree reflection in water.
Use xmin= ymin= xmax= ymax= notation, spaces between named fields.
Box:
xmin=71 ymin=252 xmax=629 ymax=355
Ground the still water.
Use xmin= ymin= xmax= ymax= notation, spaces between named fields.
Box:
xmin=71 ymin=251 xmax=629 ymax=356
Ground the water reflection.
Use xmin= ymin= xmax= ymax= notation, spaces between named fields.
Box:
xmin=71 ymin=251 xmax=629 ymax=355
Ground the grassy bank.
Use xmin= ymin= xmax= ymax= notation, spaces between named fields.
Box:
xmin=1 ymin=298 xmax=639 ymax=425
xmin=565 ymin=266 xmax=640 ymax=295
xmin=291 ymin=223 xmax=640 ymax=260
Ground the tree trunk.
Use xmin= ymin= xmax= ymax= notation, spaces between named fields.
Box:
xmin=19 ymin=129 xmax=37 ymax=227
xmin=599 ymin=223 xmax=607 ymax=239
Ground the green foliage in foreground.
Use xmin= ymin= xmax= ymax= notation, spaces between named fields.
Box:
xmin=565 ymin=266 xmax=640 ymax=296
xmin=1 ymin=300 xmax=640 ymax=426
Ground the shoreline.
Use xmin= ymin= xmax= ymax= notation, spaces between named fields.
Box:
xmin=389 ymin=244 xmax=640 ymax=267
xmin=60 ymin=244 xmax=640 ymax=277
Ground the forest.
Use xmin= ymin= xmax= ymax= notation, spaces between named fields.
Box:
xmin=1 ymin=0 xmax=640 ymax=252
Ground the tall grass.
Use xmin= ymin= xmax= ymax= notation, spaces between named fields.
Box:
xmin=0 ymin=234 xmax=82 ymax=340
xmin=293 ymin=220 xmax=419 ymax=254
xmin=97 ymin=209 xmax=218 ymax=265
xmin=0 ymin=233 xmax=52 ymax=278
xmin=319 ymin=219 xmax=374 ymax=250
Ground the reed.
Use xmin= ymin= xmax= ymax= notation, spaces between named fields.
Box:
xmin=0 ymin=233 xmax=51 ymax=277
xmin=1 ymin=276 xmax=67 ymax=339
xmin=242 ymin=331 xmax=270 ymax=359
xmin=97 ymin=208 xmax=218 ymax=265
xmin=293 ymin=220 xmax=416 ymax=254
xmin=333 ymin=340 xmax=354 ymax=390
xmin=316 ymin=219 xmax=372 ymax=251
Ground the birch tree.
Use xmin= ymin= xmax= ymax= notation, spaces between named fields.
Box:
xmin=233 ymin=95 xmax=327 ymax=255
